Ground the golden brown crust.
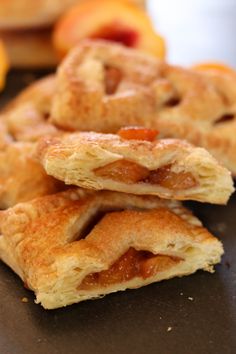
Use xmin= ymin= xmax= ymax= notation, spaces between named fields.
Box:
xmin=0 ymin=0 xmax=146 ymax=30
xmin=0 ymin=29 xmax=58 ymax=68
xmin=0 ymin=142 xmax=64 ymax=209
xmin=36 ymin=131 xmax=234 ymax=204
xmin=51 ymin=40 xmax=236 ymax=174
xmin=51 ymin=40 xmax=163 ymax=132
xmin=1 ymin=76 xmax=60 ymax=141
xmin=0 ymin=189 xmax=223 ymax=309
xmin=0 ymin=0 xmax=79 ymax=29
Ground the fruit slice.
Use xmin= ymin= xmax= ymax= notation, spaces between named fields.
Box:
xmin=192 ymin=61 xmax=236 ymax=75
xmin=0 ymin=39 xmax=9 ymax=91
xmin=117 ymin=126 xmax=159 ymax=141
xmin=53 ymin=0 xmax=165 ymax=58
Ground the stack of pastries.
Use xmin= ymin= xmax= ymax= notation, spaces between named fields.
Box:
xmin=0 ymin=40 xmax=235 ymax=309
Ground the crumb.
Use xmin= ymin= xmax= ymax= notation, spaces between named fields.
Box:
xmin=21 ymin=297 xmax=28 ymax=303
xmin=159 ymin=316 xmax=162 ymax=319
xmin=167 ymin=327 xmax=172 ymax=332
xmin=188 ymin=297 xmax=194 ymax=301
xmin=180 ymin=292 xmax=183 ymax=296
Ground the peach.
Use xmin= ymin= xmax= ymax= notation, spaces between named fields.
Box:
xmin=0 ymin=39 xmax=9 ymax=91
xmin=192 ymin=61 xmax=236 ymax=75
xmin=53 ymin=0 xmax=165 ymax=59
xmin=117 ymin=126 xmax=159 ymax=141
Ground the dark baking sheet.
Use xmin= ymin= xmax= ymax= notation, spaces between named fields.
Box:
xmin=1 ymin=2 xmax=236 ymax=353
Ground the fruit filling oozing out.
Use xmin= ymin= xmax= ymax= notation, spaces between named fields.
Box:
xmin=94 ymin=159 xmax=197 ymax=190
xmin=78 ymin=247 xmax=183 ymax=290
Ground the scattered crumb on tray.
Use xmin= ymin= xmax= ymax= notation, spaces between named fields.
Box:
xmin=21 ymin=297 xmax=28 ymax=303
xmin=188 ymin=297 xmax=194 ymax=301
xmin=167 ymin=327 xmax=172 ymax=332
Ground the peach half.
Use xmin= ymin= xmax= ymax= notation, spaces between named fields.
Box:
xmin=53 ymin=0 xmax=165 ymax=58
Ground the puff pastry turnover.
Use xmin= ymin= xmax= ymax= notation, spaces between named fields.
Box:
xmin=0 ymin=141 xmax=63 ymax=208
xmin=1 ymin=75 xmax=59 ymax=141
xmin=50 ymin=40 xmax=236 ymax=174
xmin=0 ymin=189 xmax=223 ymax=309
xmin=37 ymin=131 xmax=234 ymax=204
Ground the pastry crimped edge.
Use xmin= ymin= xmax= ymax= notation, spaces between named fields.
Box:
xmin=36 ymin=132 xmax=234 ymax=204
xmin=0 ymin=189 xmax=223 ymax=309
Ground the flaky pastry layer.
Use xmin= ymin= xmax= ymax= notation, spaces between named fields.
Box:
xmin=0 ymin=189 xmax=223 ymax=309
xmin=37 ymin=132 xmax=234 ymax=204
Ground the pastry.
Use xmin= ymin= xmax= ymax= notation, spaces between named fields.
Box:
xmin=51 ymin=40 xmax=161 ymax=132
xmin=0 ymin=0 xmax=80 ymax=29
xmin=0 ymin=188 xmax=223 ymax=309
xmin=36 ymin=129 xmax=234 ymax=204
xmin=0 ymin=142 xmax=63 ymax=209
xmin=0 ymin=29 xmax=58 ymax=68
xmin=50 ymin=40 xmax=236 ymax=174
xmin=156 ymin=65 xmax=236 ymax=175
xmin=1 ymin=75 xmax=59 ymax=141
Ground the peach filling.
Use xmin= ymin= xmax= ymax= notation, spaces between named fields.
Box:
xmin=105 ymin=66 xmax=122 ymax=94
xmin=78 ymin=248 xmax=183 ymax=290
xmin=94 ymin=159 xmax=149 ymax=183
xmin=117 ymin=126 xmax=159 ymax=141
xmin=94 ymin=160 xmax=197 ymax=190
